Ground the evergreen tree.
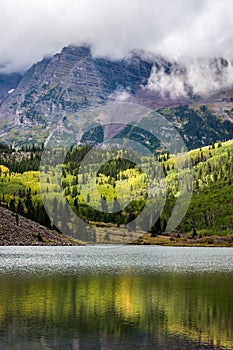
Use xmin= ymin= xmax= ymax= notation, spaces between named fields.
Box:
xmin=17 ymin=199 xmax=24 ymax=215
xmin=151 ymin=216 xmax=162 ymax=237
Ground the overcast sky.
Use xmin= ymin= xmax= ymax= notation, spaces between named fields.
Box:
xmin=0 ymin=0 xmax=233 ymax=74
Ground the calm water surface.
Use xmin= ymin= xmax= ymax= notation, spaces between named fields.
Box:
xmin=0 ymin=246 xmax=232 ymax=350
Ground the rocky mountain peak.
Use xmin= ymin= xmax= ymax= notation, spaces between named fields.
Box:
xmin=0 ymin=45 xmax=154 ymax=145
xmin=1 ymin=45 xmax=233 ymax=148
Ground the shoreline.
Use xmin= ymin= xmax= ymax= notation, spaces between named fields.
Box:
xmin=131 ymin=233 xmax=233 ymax=247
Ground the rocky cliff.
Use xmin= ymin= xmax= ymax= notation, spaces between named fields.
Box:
xmin=0 ymin=46 xmax=154 ymax=145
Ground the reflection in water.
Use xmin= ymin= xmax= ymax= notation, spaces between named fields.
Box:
xmin=0 ymin=247 xmax=232 ymax=349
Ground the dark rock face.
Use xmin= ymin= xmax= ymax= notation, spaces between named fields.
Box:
xmin=0 ymin=73 xmax=22 ymax=104
xmin=0 ymin=46 xmax=153 ymax=139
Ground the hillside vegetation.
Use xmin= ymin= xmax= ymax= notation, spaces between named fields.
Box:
xmin=0 ymin=139 xmax=233 ymax=244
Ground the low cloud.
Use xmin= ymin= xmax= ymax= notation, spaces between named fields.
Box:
xmin=146 ymin=65 xmax=187 ymax=99
xmin=1 ymin=0 xmax=233 ymax=96
xmin=109 ymin=89 xmax=132 ymax=102
xmin=146 ymin=58 xmax=233 ymax=98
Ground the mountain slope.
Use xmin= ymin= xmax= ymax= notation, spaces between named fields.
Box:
xmin=0 ymin=46 xmax=153 ymax=145
xmin=0 ymin=73 xmax=22 ymax=103
xmin=0 ymin=206 xmax=78 ymax=245
xmin=158 ymin=105 xmax=233 ymax=149
xmin=1 ymin=45 xmax=233 ymax=149
xmin=0 ymin=139 xmax=233 ymax=244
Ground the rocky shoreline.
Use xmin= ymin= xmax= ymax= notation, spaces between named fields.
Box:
xmin=0 ymin=207 xmax=79 ymax=245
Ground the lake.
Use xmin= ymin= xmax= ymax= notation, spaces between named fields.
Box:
xmin=0 ymin=246 xmax=232 ymax=349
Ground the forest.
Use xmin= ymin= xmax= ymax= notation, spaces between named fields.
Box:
xmin=0 ymin=138 xmax=233 ymax=243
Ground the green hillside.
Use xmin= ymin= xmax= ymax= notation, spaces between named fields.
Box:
xmin=0 ymin=139 xmax=233 ymax=244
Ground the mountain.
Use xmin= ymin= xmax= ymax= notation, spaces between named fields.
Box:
xmin=0 ymin=45 xmax=153 ymax=146
xmin=157 ymin=104 xmax=233 ymax=149
xmin=1 ymin=45 xmax=233 ymax=148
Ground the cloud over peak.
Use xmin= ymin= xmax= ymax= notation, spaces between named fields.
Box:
xmin=146 ymin=57 xmax=233 ymax=98
xmin=1 ymin=0 xmax=233 ymax=74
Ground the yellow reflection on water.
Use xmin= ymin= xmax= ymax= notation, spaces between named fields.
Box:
xmin=0 ymin=273 xmax=232 ymax=349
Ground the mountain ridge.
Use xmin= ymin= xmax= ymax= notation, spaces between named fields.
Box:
xmin=1 ymin=45 xmax=233 ymax=148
